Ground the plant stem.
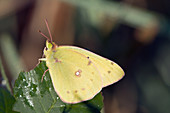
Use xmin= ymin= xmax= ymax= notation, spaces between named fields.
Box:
xmin=0 ymin=56 xmax=12 ymax=93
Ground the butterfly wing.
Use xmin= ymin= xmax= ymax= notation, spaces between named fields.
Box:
xmin=59 ymin=46 xmax=125 ymax=87
xmin=45 ymin=47 xmax=103 ymax=104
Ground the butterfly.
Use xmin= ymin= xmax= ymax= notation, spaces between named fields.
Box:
xmin=39 ymin=19 xmax=124 ymax=104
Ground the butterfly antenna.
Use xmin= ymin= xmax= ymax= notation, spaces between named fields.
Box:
xmin=38 ymin=30 xmax=51 ymax=42
xmin=45 ymin=19 xmax=53 ymax=42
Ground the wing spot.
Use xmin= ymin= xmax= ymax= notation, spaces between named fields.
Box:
xmin=67 ymin=91 xmax=70 ymax=94
xmin=88 ymin=61 xmax=92 ymax=66
xmin=55 ymin=58 xmax=59 ymax=62
xmin=75 ymin=90 xmax=78 ymax=93
xmin=54 ymin=58 xmax=61 ymax=63
xmin=75 ymin=69 xmax=82 ymax=77
xmin=90 ymin=79 xmax=93 ymax=81
xmin=92 ymin=72 xmax=94 ymax=74
xmin=87 ymin=56 xmax=90 ymax=59
xmin=82 ymin=88 xmax=85 ymax=90
xmin=111 ymin=62 xmax=114 ymax=65
xmin=108 ymin=71 xmax=111 ymax=74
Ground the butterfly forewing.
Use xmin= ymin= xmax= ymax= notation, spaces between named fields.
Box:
xmin=59 ymin=46 xmax=125 ymax=87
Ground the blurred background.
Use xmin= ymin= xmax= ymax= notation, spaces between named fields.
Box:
xmin=0 ymin=0 xmax=170 ymax=113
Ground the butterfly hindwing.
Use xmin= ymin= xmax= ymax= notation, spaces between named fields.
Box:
xmin=45 ymin=47 xmax=103 ymax=103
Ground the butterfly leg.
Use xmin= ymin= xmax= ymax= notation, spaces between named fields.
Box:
xmin=34 ymin=54 xmax=46 ymax=69
xmin=39 ymin=58 xmax=46 ymax=61
xmin=41 ymin=68 xmax=49 ymax=82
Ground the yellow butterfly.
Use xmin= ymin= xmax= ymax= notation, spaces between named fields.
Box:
xmin=39 ymin=20 xmax=124 ymax=104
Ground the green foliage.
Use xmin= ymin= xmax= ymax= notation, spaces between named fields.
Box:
xmin=13 ymin=62 xmax=103 ymax=113
xmin=63 ymin=0 xmax=158 ymax=28
xmin=0 ymin=88 xmax=18 ymax=113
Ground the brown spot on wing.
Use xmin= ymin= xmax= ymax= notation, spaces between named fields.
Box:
xmin=111 ymin=62 xmax=114 ymax=65
xmin=108 ymin=71 xmax=111 ymax=74
xmin=88 ymin=61 xmax=92 ymax=65
xmin=54 ymin=58 xmax=61 ymax=63
xmin=75 ymin=90 xmax=78 ymax=93
xmin=55 ymin=58 xmax=59 ymax=62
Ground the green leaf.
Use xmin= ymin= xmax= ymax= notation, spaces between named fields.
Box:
xmin=0 ymin=87 xmax=18 ymax=113
xmin=13 ymin=61 xmax=103 ymax=113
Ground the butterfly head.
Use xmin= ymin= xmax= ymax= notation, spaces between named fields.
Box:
xmin=44 ymin=40 xmax=58 ymax=57
xmin=46 ymin=40 xmax=58 ymax=50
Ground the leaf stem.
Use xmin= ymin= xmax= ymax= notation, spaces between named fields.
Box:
xmin=0 ymin=56 xmax=12 ymax=93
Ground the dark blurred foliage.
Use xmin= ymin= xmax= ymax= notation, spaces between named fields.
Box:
xmin=0 ymin=0 xmax=170 ymax=113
